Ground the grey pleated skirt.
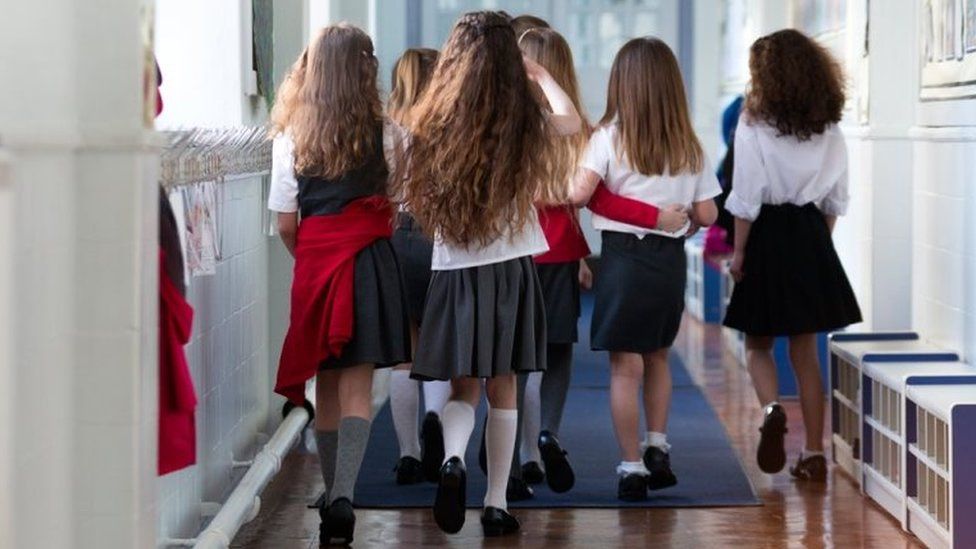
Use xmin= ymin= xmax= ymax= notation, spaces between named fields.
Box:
xmin=591 ymin=231 xmax=686 ymax=353
xmin=390 ymin=213 xmax=434 ymax=325
xmin=411 ymin=256 xmax=547 ymax=381
xmin=320 ymin=238 xmax=413 ymax=370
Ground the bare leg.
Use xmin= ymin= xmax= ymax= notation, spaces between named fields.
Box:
xmin=788 ymin=333 xmax=825 ymax=452
xmin=610 ymin=352 xmax=644 ymax=463
xmin=745 ymin=335 xmax=777 ymax=406
xmin=641 ymin=348 xmax=672 ymax=434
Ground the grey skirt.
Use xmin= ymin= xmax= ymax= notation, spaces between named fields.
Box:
xmin=591 ymin=231 xmax=686 ymax=353
xmin=320 ymin=238 xmax=412 ymax=370
xmin=411 ymin=256 xmax=547 ymax=380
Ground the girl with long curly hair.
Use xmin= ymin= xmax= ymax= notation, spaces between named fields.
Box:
xmin=384 ymin=47 xmax=454 ymax=486
xmin=398 ymin=10 xmax=581 ymax=537
xmin=267 ymin=24 xmax=411 ymax=545
xmin=722 ymin=29 xmax=861 ymax=482
xmin=570 ymin=36 xmax=721 ymax=502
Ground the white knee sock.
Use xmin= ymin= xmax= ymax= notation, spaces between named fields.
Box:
xmin=390 ymin=370 xmax=421 ymax=459
xmin=423 ymin=380 xmax=452 ymax=416
xmin=519 ymin=372 xmax=543 ymax=465
xmin=484 ymin=407 xmax=518 ymax=510
xmin=440 ymin=400 xmax=476 ymax=465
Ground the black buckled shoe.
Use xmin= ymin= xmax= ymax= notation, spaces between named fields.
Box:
xmin=433 ymin=457 xmax=467 ymax=534
xmin=481 ymin=506 xmax=521 ymax=537
xmin=617 ymin=473 xmax=648 ymax=502
xmin=642 ymin=446 xmax=678 ymax=491
xmin=319 ymin=497 xmax=355 ymax=546
xmin=506 ymin=476 xmax=535 ymax=501
xmin=538 ymin=431 xmax=575 ymax=493
xmin=421 ymin=412 xmax=444 ymax=483
xmin=789 ymin=454 xmax=827 ymax=482
xmin=757 ymin=404 xmax=788 ymax=474
xmin=394 ymin=456 xmax=425 ymax=485
xmin=521 ymin=461 xmax=545 ymax=485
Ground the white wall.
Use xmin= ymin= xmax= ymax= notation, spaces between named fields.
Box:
xmin=157 ymin=175 xmax=274 ymax=543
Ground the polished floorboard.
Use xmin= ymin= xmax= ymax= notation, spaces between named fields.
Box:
xmin=233 ymin=317 xmax=922 ymax=548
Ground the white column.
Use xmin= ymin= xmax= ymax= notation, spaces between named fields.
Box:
xmin=0 ymin=0 xmax=158 ymax=546
xmin=0 ymin=151 xmax=14 ymax=549
xmin=691 ymin=0 xmax=724 ymax=157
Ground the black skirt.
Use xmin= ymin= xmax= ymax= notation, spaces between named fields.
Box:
xmin=537 ymin=261 xmax=581 ymax=344
xmin=391 ymin=213 xmax=433 ymax=325
xmin=411 ymin=256 xmax=547 ymax=381
xmin=321 ymin=238 xmax=412 ymax=370
xmin=723 ymin=203 xmax=862 ymax=336
xmin=591 ymin=231 xmax=686 ymax=353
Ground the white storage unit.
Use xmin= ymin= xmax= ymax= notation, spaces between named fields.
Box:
xmin=904 ymin=385 xmax=976 ymax=549
xmin=859 ymin=361 xmax=976 ymax=528
xmin=828 ymin=333 xmax=959 ymax=485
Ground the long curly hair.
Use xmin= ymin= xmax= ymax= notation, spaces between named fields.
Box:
xmin=745 ymin=29 xmax=845 ymax=140
xmin=519 ymin=27 xmax=590 ymax=205
xmin=269 ymin=24 xmax=382 ymax=178
xmin=388 ymin=48 xmax=439 ymax=126
xmin=400 ymin=11 xmax=553 ymax=247
xmin=600 ymin=37 xmax=703 ymax=176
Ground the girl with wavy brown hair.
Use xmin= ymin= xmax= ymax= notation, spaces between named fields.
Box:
xmin=384 ymin=47 xmax=454 ymax=486
xmin=723 ymin=29 xmax=861 ymax=483
xmin=267 ymin=24 xmax=411 ymax=545
xmin=398 ymin=10 xmax=581 ymax=537
xmin=571 ymin=36 xmax=721 ymax=502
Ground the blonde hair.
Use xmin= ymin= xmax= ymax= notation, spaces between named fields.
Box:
xmin=600 ymin=37 xmax=703 ymax=176
xmin=269 ymin=24 xmax=382 ymax=178
xmin=388 ymin=48 xmax=439 ymax=126
xmin=519 ymin=27 xmax=590 ymax=205
xmin=399 ymin=11 xmax=554 ymax=247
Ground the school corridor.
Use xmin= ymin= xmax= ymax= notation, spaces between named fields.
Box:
xmin=1 ymin=0 xmax=974 ymax=548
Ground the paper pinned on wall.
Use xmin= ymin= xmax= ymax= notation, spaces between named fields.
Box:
xmin=181 ymin=181 xmax=218 ymax=277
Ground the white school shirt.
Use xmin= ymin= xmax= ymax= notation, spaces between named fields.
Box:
xmin=580 ymin=124 xmax=722 ymax=238
xmin=725 ymin=117 xmax=849 ymax=221
xmin=267 ymin=121 xmax=404 ymax=214
xmin=380 ymin=125 xmax=549 ymax=271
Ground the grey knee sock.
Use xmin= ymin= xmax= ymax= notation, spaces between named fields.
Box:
xmin=540 ymin=343 xmax=573 ymax=435
xmin=510 ymin=372 xmax=529 ymax=479
xmin=329 ymin=416 xmax=372 ymax=504
xmin=315 ymin=430 xmax=339 ymax=502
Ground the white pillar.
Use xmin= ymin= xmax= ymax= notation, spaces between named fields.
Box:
xmin=0 ymin=0 xmax=158 ymax=546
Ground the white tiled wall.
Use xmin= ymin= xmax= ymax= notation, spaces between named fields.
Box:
xmin=157 ymin=174 xmax=275 ymax=543
xmin=912 ymin=128 xmax=976 ymax=361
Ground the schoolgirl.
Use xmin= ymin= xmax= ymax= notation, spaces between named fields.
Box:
xmin=509 ymin=26 xmax=689 ymax=498
xmin=723 ymin=29 xmax=861 ymax=482
xmin=268 ymin=25 xmax=411 ymax=545
xmin=386 ymin=47 xmax=453 ymax=485
xmin=571 ymin=37 xmax=721 ymax=501
xmin=399 ymin=11 xmax=581 ymax=537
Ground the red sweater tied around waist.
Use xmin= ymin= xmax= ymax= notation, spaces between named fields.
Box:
xmin=275 ymin=196 xmax=394 ymax=405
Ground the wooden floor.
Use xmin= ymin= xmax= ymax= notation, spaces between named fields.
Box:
xmin=234 ymin=317 xmax=922 ymax=548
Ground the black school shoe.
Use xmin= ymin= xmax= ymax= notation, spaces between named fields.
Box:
xmin=617 ymin=473 xmax=648 ymax=502
xmin=538 ymin=431 xmax=575 ymax=493
xmin=481 ymin=506 xmax=521 ymax=537
xmin=789 ymin=454 xmax=827 ymax=482
xmin=506 ymin=476 xmax=535 ymax=501
xmin=319 ymin=497 xmax=355 ymax=546
xmin=394 ymin=456 xmax=425 ymax=485
xmin=434 ymin=457 xmax=467 ymax=534
xmin=757 ymin=404 xmax=788 ymax=474
xmin=421 ymin=412 xmax=445 ymax=482
xmin=642 ymin=446 xmax=678 ymax=490
xmin=521 ymin=461 xmax=545 ymax=485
